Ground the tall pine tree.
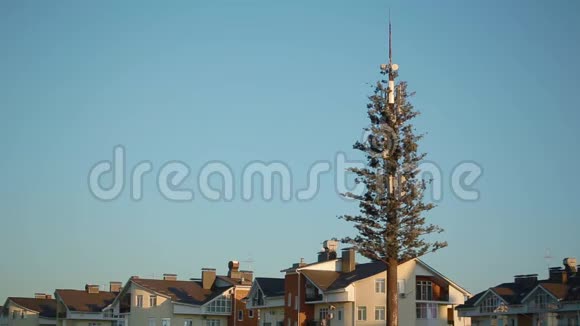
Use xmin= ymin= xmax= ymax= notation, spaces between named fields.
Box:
xmin=339 ymin=23 xmax=446 ymax=326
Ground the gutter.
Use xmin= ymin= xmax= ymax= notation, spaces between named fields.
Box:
xmin=297 ymin=271 xmax=301 ymax=326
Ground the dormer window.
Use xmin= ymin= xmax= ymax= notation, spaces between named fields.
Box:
xmin=534 ymin=291 xmax=548 ymax=309
xmin=305 ymin=280 xmax=322 ymax=302
xmin=206 ymin=294 xmax=232 ymax=313
xmin=251 ymin=289 xmax=264 ymax=306
xmin=480 ymin=293 xmax=500 ymax=313
xmin=416 ymin=281 xmax=433 ymax=301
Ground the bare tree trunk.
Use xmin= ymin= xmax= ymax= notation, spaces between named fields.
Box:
xmin=386 ymin=257 xmax=398 ymax=326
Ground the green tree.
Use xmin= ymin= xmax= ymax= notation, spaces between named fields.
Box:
xmin=339 ymin=53 xmax=446 ymax=326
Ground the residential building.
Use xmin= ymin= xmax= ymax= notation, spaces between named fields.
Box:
xmin=0 ymin=294 xmax=56 ymax=326
xmin=281 ymin=240 xmax=471 ymax=326
xmin=107 ymin=262 xmax=257 ymax=326
xmin=55 ymin=284 xmax=120 ymax=326
xmin=245 ymin=278 xmax=285 ymax=326
xmin=457 ymin=257 xmax=580 ymax=326
xmin=214 ymin=261 xmax=256 ymax=326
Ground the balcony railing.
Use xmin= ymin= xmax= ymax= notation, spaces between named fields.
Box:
xmin=305 ymin=294 xmax=323 ymax=302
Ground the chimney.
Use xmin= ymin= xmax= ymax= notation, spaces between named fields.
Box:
xmin=228 ymin=261 xmax=242 ymax=279
xmin=109 ymin=282 xmax=122 ymax=293
xmin=34 ymin=293 xmax=47 ymax=299
xmin=240 ymin=270 xmax=254 ymax=283
xmin=163 ymin=274 xmax=177 ymax=281
xmin=341 ymin=248 xmax=356 ymax=273
xmin=564 ymin=258 xmax=577 ymax=275
xmin=202 ymin=268 xmax=216 ymax=290
xmin=549 ymin=267 xmax=567 ymax=284
xmin=318 ymin=251 xmax=330 ymax=262
xmin=514 ymin=274 xmax=537 ymax=289
xmin=85 ymin=284 xmax=100 ymax=294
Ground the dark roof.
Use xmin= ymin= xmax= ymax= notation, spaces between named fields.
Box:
xmin=458 ymin=273 xmax=580 ymax=310
xmin=541 ymin=283 xmax=568 ymax=300
xmin=56 ymin=290 xmax=116 ymax=313
xmin=329 ymin=261 xmax=388 ymax=291
xmin=216 ymin=275 xmax=252 ymax=286
xmin=255 ymin=278 xmax=285 ymax=297
xmin=7 ymin=298 xmax=56 ymax=318
xmin=132 ymin=278 xmax=232 ymax=305
xmin=301 ymin=261 xmax=388 ymax=292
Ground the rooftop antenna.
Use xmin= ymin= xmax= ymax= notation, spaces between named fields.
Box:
xmin=383 ymin=10 xmax=398 ymax=108
xmin=383 ymin=9 xmax=399 ymax=195
xmin=389 ymin=9 xmax=392 ymax=66
xmin=544 ymin=248 xmax=553 ymax=266
xmin=242 ymin=254 xmax=255 ymax=271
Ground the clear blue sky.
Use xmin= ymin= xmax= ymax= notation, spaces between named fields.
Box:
xmin=1 ymin=0 xmax=579 ymax=302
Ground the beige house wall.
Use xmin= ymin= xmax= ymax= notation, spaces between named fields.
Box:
xmin=257 ymin=307 xmax=284 ymax=326
xmin=312 ymin=302 xmax=353 ymax=326
xmin=125 ymin=283 xmax=229 ymax=326
xmin=350 ymin=259 xmax=468 ymax=326
xmin=4 ymin=302 xmax=51 ymax=326
xmin=127 ymin=284 xmax=172 ymax=326
xmin=171 ymin=315 xmax=228 ymax=326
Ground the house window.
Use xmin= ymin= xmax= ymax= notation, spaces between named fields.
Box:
xmin=375 ymin=279 xmax=386 ymax=293
xmin=149 ymin=318 xmax=156 ymax=326
xmin=416 ymin=303 xmax=437 ymax=319
xmin=337 ymin=309 xmax=343 ymax=321
xmin=161 ymin=319 xmax=171 ymax=326
xmin=184 ymin=319 xmax=193 ymax=326
xmin=252 ymin=289 xmax=264 ymax=306
xmin=12 ymin=310 xmax=18 ymax=319
xmin=480 ymin=294 xmax=500 ymax=313
xmin=416 ymin=281 xmax=433 ymax=300
xmin=150 ymin=295 xmax=157 ymax=307
xmin=375 ymin=306 xmax=386 ymax=321
xmin=534 ymin=291 xmax=548 ymax=309
xmin=206 ymin=320 xmax=220 ymax=326
xmin=238 ymin=310 xmax=244 ymax=321
xmin=136 ymin=295 xmax=144 ymax=307
xmin=287 ymin=293 xmax=292 ymax=307
xmin=249 ymin=310 xmax=254 ymax=318
xmin=357 ymin=306 xmax=367 ymax=321
xmin=206 ymin=294 xmax=232 ymax=313
xmin=319 ymin=308 xmax=329 ymax=321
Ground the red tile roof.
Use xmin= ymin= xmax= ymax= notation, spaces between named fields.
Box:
xmin=56 ymin=290 xmax=116 ymax=313
xmin=131 ymin=278 xmax=232 ymax=305
xmin=7 ymin=298 xmax=56 ymax=318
